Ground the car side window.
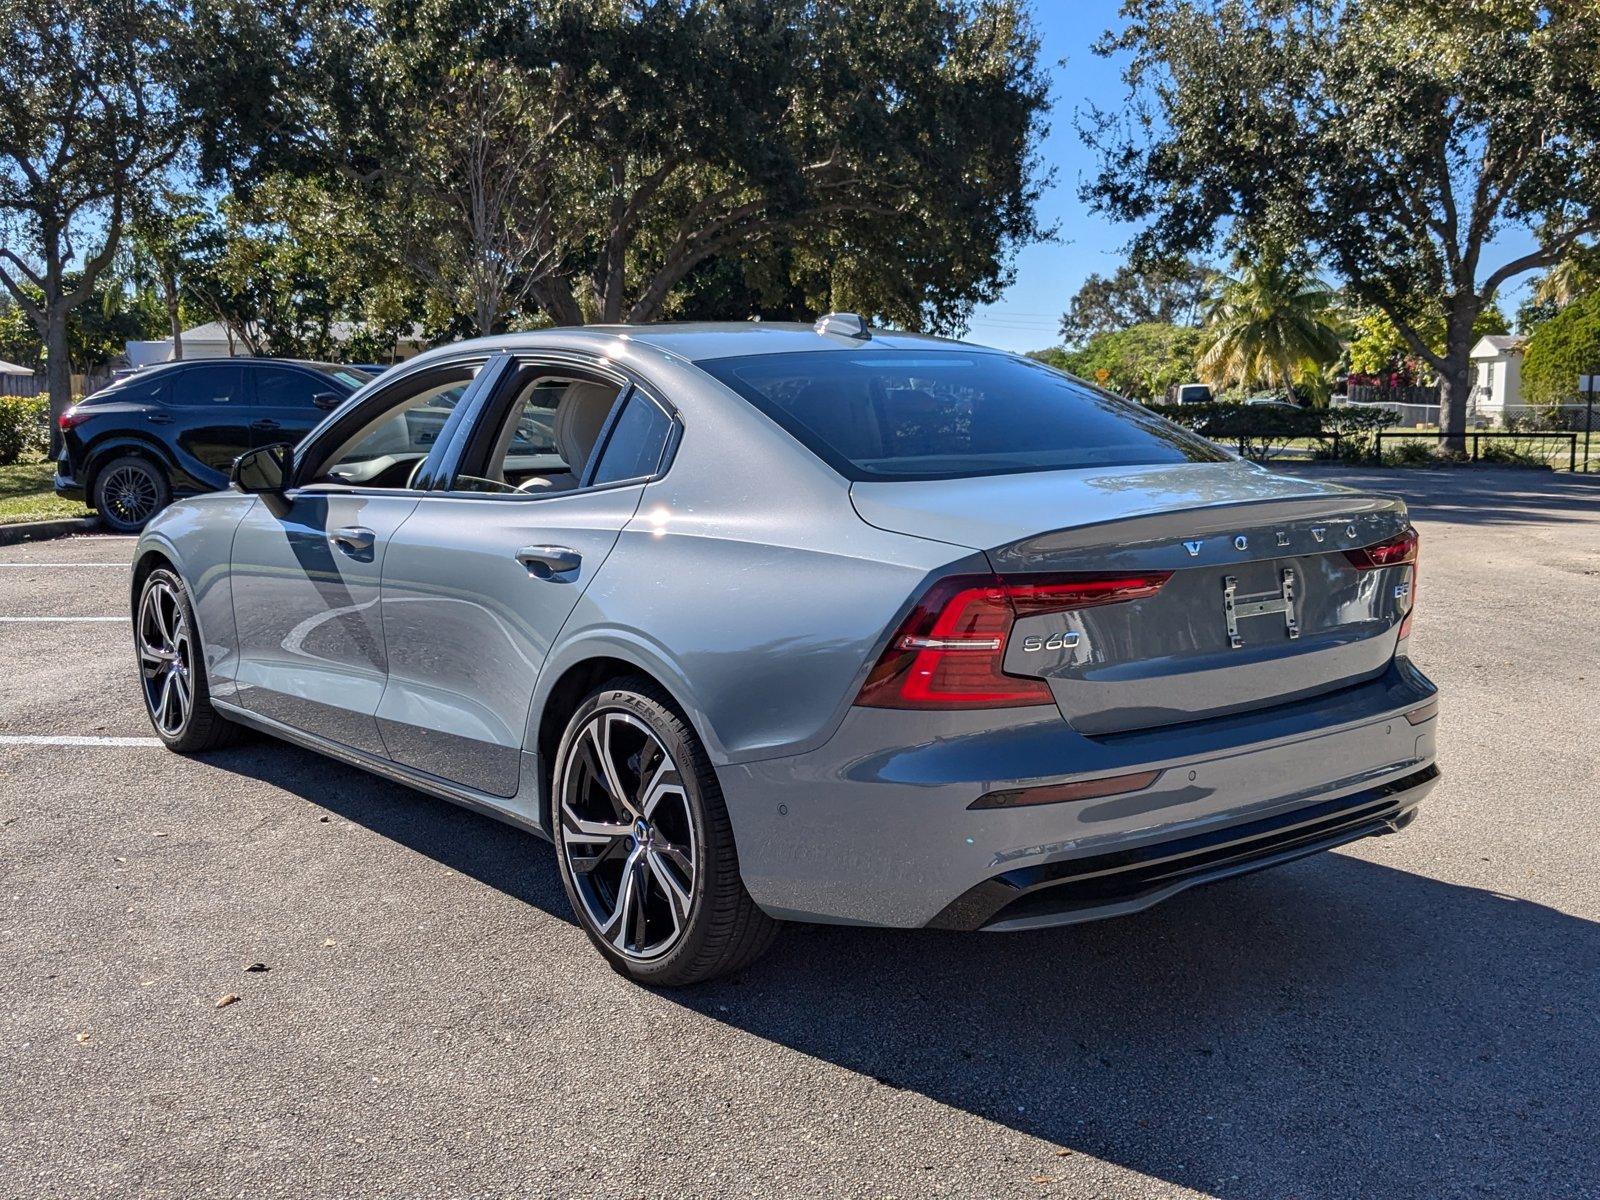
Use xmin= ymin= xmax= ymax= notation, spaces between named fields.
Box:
xmin=590 ymin=392 xmax=673 ymax=486
xmin=451 ymin=370 xmax=624 ymax=495
xmin=303 ymin=363 xmax=481 ymax=491
xmin=255 ymin=367 xmax=331 ymax=408
xmin=170 ymin=363 xmax=245 ymax=406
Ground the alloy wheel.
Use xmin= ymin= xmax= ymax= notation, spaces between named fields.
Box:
xmin=102 ymin=464 xmax=160 ymax=527
xmin=557 ymin=710 xmax=698 ymax=961
xmin=138 ymin=580 xmax=192 ymax=737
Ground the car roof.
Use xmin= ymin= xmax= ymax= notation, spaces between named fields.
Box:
xmin=414 ymin=321 xmax=991 ymax=365
xmin=136 ymin=358 xmax=355 ymax=375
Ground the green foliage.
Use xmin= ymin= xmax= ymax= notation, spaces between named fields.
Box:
xmin=1051 ymin=323 xmax=1205 ymax=401
xmin=1382 ymin=440 xmax=1439 ymax=467
xmin=1478 ymin=439 xmax=1552 ymax=469
xmin=0 ymin=395 xmax=49 ymax=466
xmin=1522 ymin=293 xmax=1600 ymax=408
xmin=0 ymin=299 xmax=40 ymax=368
xmin=183 ymin=0 xmax=1050 ymax=333
xmin=1197 ymin=250 xmax=1343 ymax=395
xmin=1059 ymin=257 xmax=1209 ymax=346
xmin=1080 ymin=0 xmax=1600 ymax=436
xmin=1347 ymin=302 xmax=1508 ymax=379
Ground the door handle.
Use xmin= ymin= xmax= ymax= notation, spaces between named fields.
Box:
xmin=146 ymin=412 xmax=173 ymax=425
xmin=516 ymin=545 xmax=582 ymax=578
xmin=329 ymin=526 xmax=377 ymax=557
xmin=251 ymin=418 xmax=281 ymax=431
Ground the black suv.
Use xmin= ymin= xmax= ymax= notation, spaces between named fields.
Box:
xmin=55 ymin=359 xmax=373 ymax=532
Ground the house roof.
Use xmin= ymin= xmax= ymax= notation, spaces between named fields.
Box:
xmin=0 ymin=359 xmax=35 ymax=376
xmin=1471 ymin=334 xmax=1527 ymax=358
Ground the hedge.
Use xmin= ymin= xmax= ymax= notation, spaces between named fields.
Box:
xmin=0 ymin=395 xmax=50 ymax=466
xmin=1142 ymin=401 xmax=1397 ymax=462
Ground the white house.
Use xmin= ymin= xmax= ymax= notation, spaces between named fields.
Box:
xmin=1470 ymin=334 xmax=1528 ymax=420
xmin=125 ymin=321 xmax=425 ymax=369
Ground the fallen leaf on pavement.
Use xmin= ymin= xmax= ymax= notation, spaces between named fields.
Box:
xmin=322 ymin=937 xmax=336 ymax=947
xmin=75 ymin=1031 xmax=91 ymax=1044
xmin=215 ymin=994 xmax=240 ymax=1009
xmin=244 ymin=963 xmax=269 ymax=973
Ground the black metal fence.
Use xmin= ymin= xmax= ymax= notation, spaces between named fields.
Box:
xmin=1376 ymin=430 xmax=1585 ymax=472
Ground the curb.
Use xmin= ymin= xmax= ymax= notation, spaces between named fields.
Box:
xmin=0 ymin=517 xmax=101 ymax=546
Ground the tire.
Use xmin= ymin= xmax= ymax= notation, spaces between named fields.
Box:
xmin=135 ymin=567 xmax=240 ymax=753
xmin=94 ymin=454 xmax=169 ymax=533
xmin=551 ymin=678 xmax=779 ymax=986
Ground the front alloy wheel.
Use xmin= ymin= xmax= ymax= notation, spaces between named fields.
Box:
xmin=552 ymin=680 xmax=778 ymax=985
xmin=134 ymin=568 xmax=238 ymax=753
xmin=138 ymin=577 xmax=193 ymax=738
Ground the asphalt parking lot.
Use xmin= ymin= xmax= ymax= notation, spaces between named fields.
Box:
xmin=2 ymin=466 xmax=1598 ymax=1200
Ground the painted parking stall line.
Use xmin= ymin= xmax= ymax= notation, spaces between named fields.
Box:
xmin=0 ymin=734 xmax=161 ymax=748
xmin=0 ymin=616 xmax=126 ymax=623
xmin=0 ymin=563 xmax=130 ymax=569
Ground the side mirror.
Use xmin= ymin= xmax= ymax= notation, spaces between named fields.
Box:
xmin=231 ymin=443 xmax=291 ymax=495
xmin=312 ymin=391 xmax=343 ymax=412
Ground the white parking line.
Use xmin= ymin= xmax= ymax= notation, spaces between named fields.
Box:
xmin=0 ymin=734 xmax=161 ymax=747
xmin=0 ymin=616 xmax=126 ymax=623
xmin=0 ymin=562 xmax=130 ymax=568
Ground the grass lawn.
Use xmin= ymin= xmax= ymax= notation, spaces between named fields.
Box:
xmin=0 ymin=454 xmax=90 ymax=525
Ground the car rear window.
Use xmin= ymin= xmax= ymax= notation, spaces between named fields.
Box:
xmin=698 ymin=350 xmax=1228 ymax=481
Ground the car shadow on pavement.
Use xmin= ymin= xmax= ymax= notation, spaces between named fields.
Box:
xmin=208 ymin=740 xmax=1597 ymax=1198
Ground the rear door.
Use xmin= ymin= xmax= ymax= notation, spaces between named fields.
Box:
xmin=165 ymin=362 xmax=251 ymax=484
xmin=374 ymin=358 xmax=677 ymax=801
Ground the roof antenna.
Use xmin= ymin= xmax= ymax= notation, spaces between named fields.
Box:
xmin=813 ymin=312 xmax=871 ymax=340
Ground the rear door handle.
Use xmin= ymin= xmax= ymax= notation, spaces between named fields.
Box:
xmin=516 ymin=545 xmax=581 ymax=578
xmin=251 ymin=418 xmax=281 ymax=431
xmin=329 ymin=526 xmax=377 ymax=557
xmin=146 ymin=412 xmax=173 ymax=425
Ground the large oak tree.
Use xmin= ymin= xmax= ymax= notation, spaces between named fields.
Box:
xmin=1081 ymin=0 xmax=1600 ymax=448
xmin=184 ymin=0 xmax=1050 ymax=334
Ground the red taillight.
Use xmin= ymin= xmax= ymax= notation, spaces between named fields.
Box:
xmin=1345 ymin=527 xmax=1419 ymax=640
xmin=1344 ymin=528 xmax=1418 ymax=570
xmin=856 ymin=571 xmax=1171 ymax=710
xmin=58 ymin=406 xmax=87 ymax=432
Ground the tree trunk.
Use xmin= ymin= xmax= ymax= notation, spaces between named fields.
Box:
xmin=44 ymin=310 xmax=72 ymax=459
xmin=166 ymin=269 xmax=183 ymax=360
xmin=1437 ymin=303 xmax=1478 ymax=456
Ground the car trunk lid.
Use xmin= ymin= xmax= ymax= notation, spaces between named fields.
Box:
xmin=851 ymin=462 xmax=1415 ymax=735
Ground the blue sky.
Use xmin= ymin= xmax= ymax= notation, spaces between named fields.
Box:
xmin=966 ymin=0 xmax=1133 ymax=353
xmin=966 ymin=0 xmax=1539 ymax=354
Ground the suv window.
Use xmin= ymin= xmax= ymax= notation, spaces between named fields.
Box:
xmin=699 ymin=350 xmax=1228 ymax=481
xmin=591 ymin=393 xmax=672 ymax=485
xmin=255 ymin=367 xmax=333 ymax=408
xmin=170 ymin=363 xmax=246 ymax=407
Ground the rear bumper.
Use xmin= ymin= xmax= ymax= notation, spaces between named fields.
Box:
xmin=929 ymin=763 xmax=1437 ymax=930
xmin=719 ymin=659 xmax=1439 ymax=928
xmin=53 ymin=468 xmax=84 ymax=503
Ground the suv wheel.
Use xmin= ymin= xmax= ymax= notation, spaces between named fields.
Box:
xmin=552 ymin=679 xmax=779 ymax=985
xmin=95 ymin=455 xmax=169 ymax=532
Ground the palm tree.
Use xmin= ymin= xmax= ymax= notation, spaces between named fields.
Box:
xmin=1198 ymin=250 xmax=1344 ymax=399
xmin=1532 ymin=248 xmax=1599 ymax=310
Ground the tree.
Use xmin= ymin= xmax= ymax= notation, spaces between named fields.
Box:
xmin=0 ymin=0 xmax=184 ymax=445
xmin=1197 ymin=250 xmax=1343 ymax=398
xmin=125 ymin=188 xmax=207 ymax=360
xmin=1346 ymin=300 xmax=1509 ymax=380
xmin=1081 ymin=0 xmax=1600 ymax=450
xmin=186 ymin=0 xmax=1050 ymax=333
xmin=1047 ymin=322 xmax=1206 ymax=400
xmin=1058 ymin=257 xmax=1209 ymax=345
xmin=1522 ymin=292 xmax=1600 ymax=409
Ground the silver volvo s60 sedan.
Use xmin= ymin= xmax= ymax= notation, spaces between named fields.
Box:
xmin=131 ymin=316 xmax=1439 ymax=985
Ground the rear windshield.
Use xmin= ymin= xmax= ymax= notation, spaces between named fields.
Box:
xmin=698 ymin=350 xmax=1228 ymax=480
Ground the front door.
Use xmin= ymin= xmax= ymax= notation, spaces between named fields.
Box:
xmin=227 ymin=356 xmax=493 ymax=754
xmin=229 ymin=493 xmax=419 ymax=755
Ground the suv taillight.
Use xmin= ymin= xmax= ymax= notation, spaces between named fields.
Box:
xmin=1345 ymin=527 xmax=1419 ymax=639
xmin=58 ymin=406 xmax=87 ymax=432
xmin=856 ymin=571 xmax=1171 ymax=710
